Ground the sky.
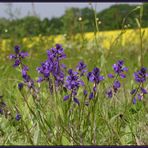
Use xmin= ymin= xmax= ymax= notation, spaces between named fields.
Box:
xmin=0 ymin=2 xmax=142 ymax=20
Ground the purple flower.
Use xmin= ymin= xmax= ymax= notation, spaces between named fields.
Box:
xmin=123 ymin=67 xmax=128 ymax=72
xmin=106 ymin=60 xmax=128 ymax=99
xmin=64 ymin=69 xmax=84 ymax=104
xmin=106 ymin=89 xmax=113 ymax=98
xmin=37 ymin=77 xmax=44 ymax=83
xmin=83 ymin=90 xmax=88 ymax=96
xmin=37 ymin=44 xmax=66 ymax=89
xmin=141 ymin=87 xmax=147 ymax=94
xmin=0 ymin=109 xmax=3 ymax=115
xmin=93 ymin=86 xmax=97 ymax=92
xmin=9 ymin=45 xmax=28 ymax=67
xmin=112 ymin=60 xmax=128 ymax=78
xmin=27 ymin=79 xmax=34 ymax=88
xmin=87 ymin=67 xmax=104 ymax=84
xmin=87 ymin=72 xmax=94 ymax=82
xmin=9 ymin=54 xmax=16 ymax=60
xmin=22 ymin=66 xmax=29 ymax=78
xmin=134 ymin=67 xmax=147 ymax=83
xmin=108 ymin=73 xmax=114 ymax=78
xmin=19 ymin=52 xmax=29 ymax=58
xmin=130 ymin=89 xmax=136 ymax=95
xmin=113 ymin=80 xmax=121 ymax=89
xmin=47 ymin=44 xmax=66 ymax=61
xmin=89 ymin=92 xmax=94 ymax=100
xmin=13 ymin=59 xmax=21 ymax=67
xmin=119 ymin=73 xmax=126 ymax=78
xmin=76 ymin=61 xmax=87 ymax=76
xmin=18 ymin=83 xmax=23 ymax=90
xmin=64 ymin=95 xmax=69 ymax=101
xmin=14 ymin=45 xmax=20 ymax=54
xmin=15 ymin=114 xmax=21 ymax=121
xmin=61 ymin=64 xmax=67 ymax=69
xmin=137 ymin=94 xmax=142 ymax=100
xmin=133 ymin=97 xmax=136 ymax=104
xmin=65 ymin=69 xmax=84 ymax=90
xmin=73 ymin=97 xmax=80 ymax=105
xmin=131 ymin=67 xmax=147 ymax=104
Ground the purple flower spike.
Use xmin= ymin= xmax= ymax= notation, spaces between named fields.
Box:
xmin=65 ymin=69 xmax=84 ymax=91
xmin=10 ymin=45 xmax=29 ymax=67
xmin=112 ymin=60 xmax=128 ymax=78
xmin=134 ymin=67 xmax=147 ymax=83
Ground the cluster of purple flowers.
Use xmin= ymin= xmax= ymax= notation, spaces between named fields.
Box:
xmin=87 ymin=67 xmax=104 ymax=99
xmin=131 ymin=67 xmax=148 ymax=104
xmin=37 ymin=44 xmax=66 ymax=91
xmin=9 ymin=46 xmax=35 ymax=91
xmin=21 ymin=66 xmax=35 ymax=89
xmin=64 ymin=69 xmax=84 ymax=105
xmin=9 ymin=45 xmax=28 ymax=67
xmin=76 ymin=61 xmax=87 ymax=76
xmin=106 ymin=60 xmax=128 ymax=98
xmin=9 ymin=44 xmax=148 ymax=107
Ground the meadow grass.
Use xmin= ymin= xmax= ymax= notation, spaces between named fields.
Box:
xmin=0 ymin=36 xmax=147 ymax=145
xmin=0 ymin=5 xmax=148 ymax=144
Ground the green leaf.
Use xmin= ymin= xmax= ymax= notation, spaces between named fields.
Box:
xmin=62 ymin=135 xmax=71 ymax=145
xmin=33 ymin=123 xmax=40 ymax=145
xmin=140 ymin=5 xmax=143 ymax=19
xmin=120 ymin=126 xmax=132 ymax=145
xmin=135 ymin=18 xmax=140 ymax=28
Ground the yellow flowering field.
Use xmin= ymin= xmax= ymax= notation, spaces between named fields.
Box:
xmin=0 ymin=27 xmax=148 ymax=52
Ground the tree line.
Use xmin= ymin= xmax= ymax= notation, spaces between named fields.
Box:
xmin=0 ymin=3 xmax=148 ymax=39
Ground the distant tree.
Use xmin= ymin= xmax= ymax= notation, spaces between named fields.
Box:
xmin=48 ymin=17 xmax=64 ymax=35
xmin=62 ymin=7 xmax=81 ymax=39
xmin=97 ymin=4 xmax=139 ymax=30
xmin=0 ymin=3 xmax=148 ymax=39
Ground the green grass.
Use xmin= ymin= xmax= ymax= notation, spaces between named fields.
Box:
xmin=0 ymin=36 xmax=148 ymax=145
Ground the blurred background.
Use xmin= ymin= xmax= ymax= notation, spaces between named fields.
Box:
xmin=0 ymin=2 xmax=147 ymax=39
